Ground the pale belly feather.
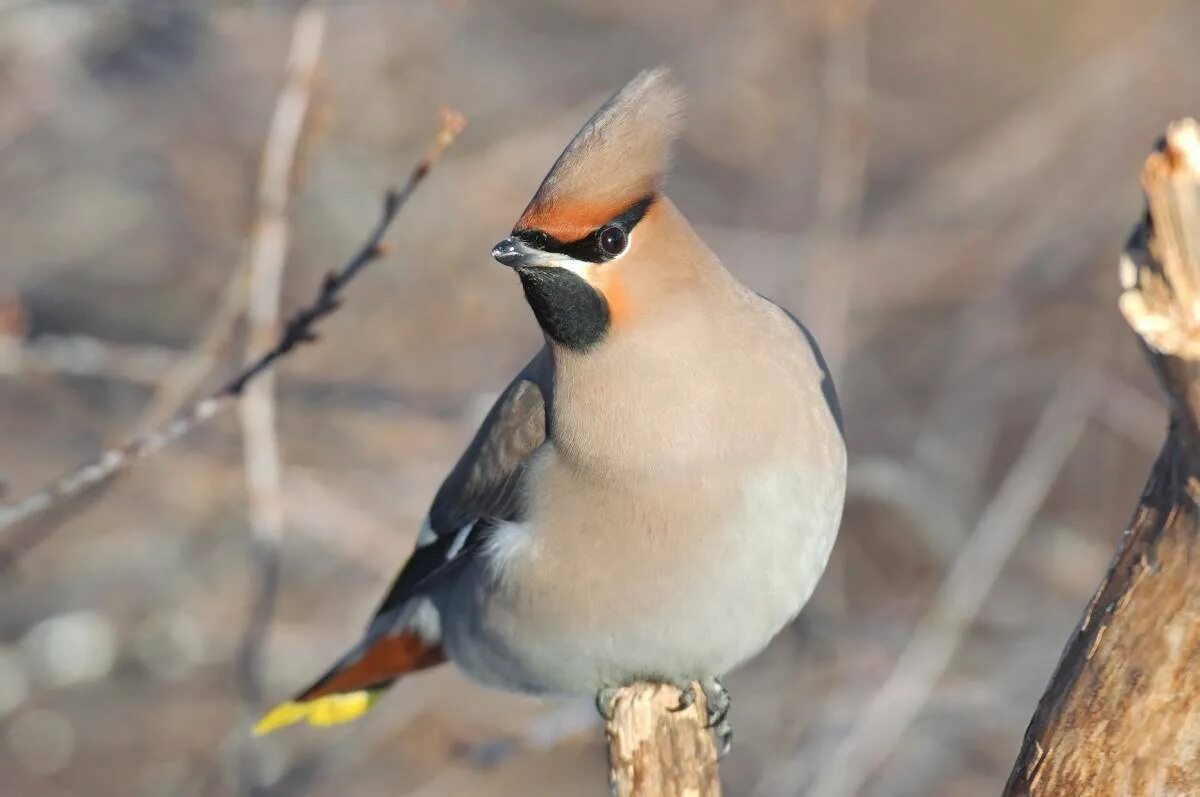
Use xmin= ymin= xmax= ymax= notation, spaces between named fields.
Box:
xmin=432 ymin=458 xmax=846 ymax=695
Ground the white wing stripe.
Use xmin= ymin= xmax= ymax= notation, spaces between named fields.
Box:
xmin=415 ymin=516 xmax=438 ymax=547
xmin=445 ymin=523 xmax=474 ymax=561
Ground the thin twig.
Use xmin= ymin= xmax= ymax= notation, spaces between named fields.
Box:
xmin=0 ymin=110 xmax=465 ymax=566
xmin=805 ymin=378 xmax=1095 ymax=797
xmin=234 ymin=7 xmax=325 ymax=795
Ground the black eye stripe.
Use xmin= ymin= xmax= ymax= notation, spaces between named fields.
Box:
xmin=514 ymin=193 xmax=656 ymax=263
xmin=518 ymin=230 xmax=554 ymax=250
xmin=606 ymin=193 xmax=657 ymax=232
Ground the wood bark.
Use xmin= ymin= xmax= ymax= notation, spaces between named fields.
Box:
xmin=1006 ymin=120 xmax=1200 ymax=795
xmin=605 ymin=682 xmax=721 ymax=797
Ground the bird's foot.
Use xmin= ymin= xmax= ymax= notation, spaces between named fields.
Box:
xmin=699 ymin=676 xmax=730 ymax=728
xmin=595 ymin=686 xmax=619 ymax=722
xmin=666 ymin=677 xmax=734 ymax=756
xmin=710 ymin=717 xmax=733 ymax=758
xmin=669 ymin=680 xmax=697 ymax=713
xmin=596 ymin=678 xmax=733 ymax=756
xmin=699 ymin=676 xmax=733 ymax=757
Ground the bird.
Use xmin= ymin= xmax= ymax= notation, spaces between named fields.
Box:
xmin=255 ymin=68 xmax=846 ymax=756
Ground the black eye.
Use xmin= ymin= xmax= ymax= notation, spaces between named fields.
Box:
xmin=598 ymin=225 xmax=628 ymax=257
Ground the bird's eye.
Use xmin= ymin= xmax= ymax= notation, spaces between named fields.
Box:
xmin=598 ymin=225 xmax=628 ymax=257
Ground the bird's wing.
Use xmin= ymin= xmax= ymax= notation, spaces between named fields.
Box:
xmin=253 ymin=348 xmax=554 ymax=734
xmin=369 ymin=346 xmax=552 ymax=621
xmin=767 ymin=298 xmax=844 ymax=436
xmin=428 ymin=346 xmax=553 ymax=531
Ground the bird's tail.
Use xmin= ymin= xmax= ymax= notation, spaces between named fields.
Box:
xmin=254 ymin=630 xmax=445 ymax=734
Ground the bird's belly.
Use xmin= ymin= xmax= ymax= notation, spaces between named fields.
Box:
xmin=430 ymin=524 xmax=585 ymax=695
xmin=433 ymin=459 xmax=845 ymax=695
xmin=694 ymin=462 xmax=846 ymax=673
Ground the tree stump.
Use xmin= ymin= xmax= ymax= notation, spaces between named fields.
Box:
xmin=1006 ymin=120 xmax=1200 ymax=794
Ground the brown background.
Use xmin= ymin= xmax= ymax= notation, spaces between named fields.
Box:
xmin=1 ymin=1 xmax=1197 ymax=794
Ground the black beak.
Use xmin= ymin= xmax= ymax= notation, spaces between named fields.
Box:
xmin=491 ymin=237 xmax=524 ymax=268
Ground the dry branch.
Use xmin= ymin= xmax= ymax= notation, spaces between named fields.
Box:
xmin=605 ymin=683 xmax=721 ymax=797
xmin=236 ymin=7 xmax=325 ymax=793
xmin=0 ymin=107 xmax=465 ymax=568
xmin=1005 ymin=119 xmax=1200 ymax=795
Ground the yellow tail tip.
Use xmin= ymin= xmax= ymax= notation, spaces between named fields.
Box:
xmin=254 ymin=690 xmax=382 ymax=735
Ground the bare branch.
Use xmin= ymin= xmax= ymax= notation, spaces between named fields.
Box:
xmin=0 ymin=109 xmax=465 ymax=567
xmin=231 ymin=7 xmax=325 ymax=794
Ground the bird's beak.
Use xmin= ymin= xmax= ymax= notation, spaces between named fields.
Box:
xmin=491 ymin=237 xmax=566 ymax=270
xmin=491 ymin=237 xmax=525 ymax=268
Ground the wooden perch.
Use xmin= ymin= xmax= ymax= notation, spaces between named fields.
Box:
xmin=1005 ymin=119 xmax=1200 ymax=795
xmin=605 ymin=683 xmax=721 ymax=797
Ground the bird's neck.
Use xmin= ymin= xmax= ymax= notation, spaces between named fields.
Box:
xmin=547 ymin=302 xmax=728 ymax=477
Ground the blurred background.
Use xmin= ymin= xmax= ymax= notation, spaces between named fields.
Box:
xmin=0 ymin=0 xmax=1196 ymax=794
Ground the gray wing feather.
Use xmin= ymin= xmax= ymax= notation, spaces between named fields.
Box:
xmin=767 ymin=298 xmax=844 ymax=436
xmin=369 ymin=348 xmax=552 ymax=622
xmin=427 ymin=347 xmax=552 ymax=533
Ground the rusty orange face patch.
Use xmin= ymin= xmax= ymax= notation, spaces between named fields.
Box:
xmin=588 ymin=263 xmax=630 ymax=325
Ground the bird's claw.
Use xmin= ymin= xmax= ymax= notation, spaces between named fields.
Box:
xmin=667 ymin=677 xmax=734 ymax=756
xmin=669 ymin=682 xmax=697 ymax=713
xmin=597 ymin=677 xmax=733 ymax=757
xmin=699 ymin=676 xmax=733 ymax=756
xmin=699 ymin=676 xmax=731 ymax=729
xmin=595 ymin=686 xmax=619 ymax=722
xmin=711 ymin=718 xmax=734 ymax=758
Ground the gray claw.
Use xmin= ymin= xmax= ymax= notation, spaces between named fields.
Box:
xmin=699 ymin=676 xmax=731 ymax=730
xmin=595 ymin=686 xmax=619 ymax=722
xmin=712 ymin=718 xmax=734 ymax=758
xmin=699 ymin=676 xmax=733 ymax=755
xmin=599 ymin=678 xmax=733 ymax=757
xmin=669 ymin=682 xmax=697 ymax=713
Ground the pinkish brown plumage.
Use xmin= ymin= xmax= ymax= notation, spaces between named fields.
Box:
xmin=258 ymin=69 xmax=846 ymax=757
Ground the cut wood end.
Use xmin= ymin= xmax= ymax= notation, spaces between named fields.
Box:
xmin=1126 ymin=117 xmax=1200 ymax=355
xmin=606 ymin=682 xmax=721 ymax=797
xmin=1143 ymin=117 xmax=1200 ymax=187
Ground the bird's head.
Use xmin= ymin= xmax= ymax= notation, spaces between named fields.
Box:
xmin=492 ymin=68 xmax=705 ymax=351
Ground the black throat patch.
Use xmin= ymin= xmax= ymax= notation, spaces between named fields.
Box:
xmin=516 ymin=267 xmax=610 ymax=351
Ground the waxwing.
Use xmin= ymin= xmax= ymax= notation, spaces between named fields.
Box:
xmin=257 ymin=68 xmax=847 ymax=756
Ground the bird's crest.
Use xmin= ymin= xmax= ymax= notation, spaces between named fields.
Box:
xmin=516 ymin=68 xmax=685 ymax=241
